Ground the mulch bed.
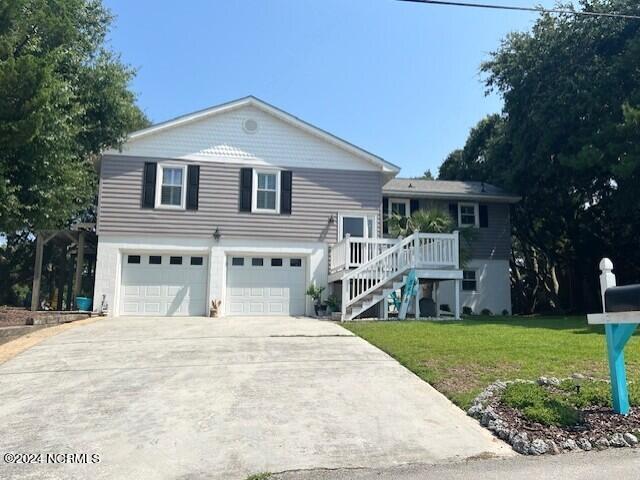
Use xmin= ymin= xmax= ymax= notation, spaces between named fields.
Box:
xmin=468 ymin=378 xmax=640 ymax=454
xmin=493 ymin=398 xmax=640 ymax=443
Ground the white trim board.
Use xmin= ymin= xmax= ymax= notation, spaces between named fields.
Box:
xmin=587 ymin=312 xmax=640 ymax=324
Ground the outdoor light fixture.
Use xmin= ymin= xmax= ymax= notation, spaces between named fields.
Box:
xmin=328 ymin=214 xmax=335 ymax=225
xmin=213 ymin=227 xmax=221 ymax=241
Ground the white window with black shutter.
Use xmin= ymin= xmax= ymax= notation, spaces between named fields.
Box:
xmin=141 ymin=162 xmax=199 ymax=211
xmin=239 ymin=167 xmax=293 ymax=215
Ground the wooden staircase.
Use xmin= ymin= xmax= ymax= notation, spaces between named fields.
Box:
xmin=338 ymin=231 xmax=460 ymax=321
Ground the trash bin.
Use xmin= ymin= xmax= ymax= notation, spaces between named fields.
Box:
xmin=75 ymin=297 xmax=92 ymax=311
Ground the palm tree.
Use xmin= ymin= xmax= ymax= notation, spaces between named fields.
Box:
xmin=387 ymin=208 xmax=475 ymax=267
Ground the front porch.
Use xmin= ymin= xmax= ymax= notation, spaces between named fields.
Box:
xmin=328 ymin=231 xmax=463 ymax=320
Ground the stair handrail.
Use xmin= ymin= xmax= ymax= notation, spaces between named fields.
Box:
xmin=341 ymin=232 xmax=419 ymax=319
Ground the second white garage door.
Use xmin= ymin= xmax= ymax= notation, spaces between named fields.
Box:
xmin=226 ymin=255 xmax=307 ymax=316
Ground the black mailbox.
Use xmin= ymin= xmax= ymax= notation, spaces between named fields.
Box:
xmin=605 ymin=285 xmax=640 ymax=313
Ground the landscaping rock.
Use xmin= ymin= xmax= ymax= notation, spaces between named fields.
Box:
xmin=595 ymin=437 xmax=610 ymax=450
xmin=537 ymin=376 xmax=548 ymax=386
xmin=496 ymin=426 xmax=511 ymax=441
xmin=609 ymin=433 xmax=629 ymax=448
xmin=548 ymin=377 xmax=561 ymax=386
xmin=561 ymin=439 xmax=579 ymax=451
xmin=511 ymin=432 xmax=530 ymax=454
xmin=529 ymin=439 xmax=549 ymax=455
xmin=547 ymin=440 xmax=561 ymax=455
xmin=480 ymin=408 xmax=498 ymax=427
xmin=623 ymin=433 xmax=638 ymax=446
xmin=467 ymin=404 xmax=483 ymax=418
xmin=576 ymin=438 xmax=592 ymax=451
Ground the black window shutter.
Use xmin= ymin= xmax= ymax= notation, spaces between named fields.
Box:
xmin=141 ymin=162 xmax=157 ymax=208
xmin=479 ymin=204 xmax=489 ymax=228
xmin=410 ymin=199 xmax=420 ymax=215
xmin=449 ymin=203 xmax=458 ymax=226
xmin=280 ymin=171 xmax=292 ymax=214
xmin=186 ymin=165 xmax=200 ymax=210
xmin=239 ymin=168 xmax=253 ymax=212
xmin=382 ymin=197 xmax=389 ymax=234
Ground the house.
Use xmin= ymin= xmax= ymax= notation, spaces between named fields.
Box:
xmin=93 ymin=96 xmax=517 ymax=320
xmin=382 ymin=179 xmax=520 ymax=316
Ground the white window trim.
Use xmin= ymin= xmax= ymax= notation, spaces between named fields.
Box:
xmin=389 ymin=198 xmax=411 ymax=218
xmin=462 ymin=269 xmax=478 ymax=292
xmin=458 ymin=202 xmax=479 ymax=228
xmin=155 ymin=163 xmax=187 ymax=210
xmin=337 ymin=211 xmax=378 ymax=239
xmin=252 ymin=169 xmax=281 ymax=214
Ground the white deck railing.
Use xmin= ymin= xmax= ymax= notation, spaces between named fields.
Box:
xmin=330 ymin=232 xmax=459 ymax=273
xmin=330 ymin=236 xmax=398 ymax=273
xmin=339 ymin=231 xmax=460 ymax=319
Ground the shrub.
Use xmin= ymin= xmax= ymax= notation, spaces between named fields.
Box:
xmin=463 ymin=306 xmax=473 ymax=315
xmin=501 ymin=309 xmax=509 ymax=316
xmin=440 ymin=304 xmax=451 ymax=312
xmin=481 ymin=308 xmax=492 ymax=316
xmin=502 ymin=382 xmax=581 ymax=426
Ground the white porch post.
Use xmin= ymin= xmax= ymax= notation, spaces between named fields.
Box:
xmin=382 ymin=297 xmax=388 ymax=320
xmin=341 ymin=279 xmax=348 ymax=322
xmin=344 ymin=234 xmax=351 ymax=269
xmin=454 ymin=279 xmax=461 ymax=320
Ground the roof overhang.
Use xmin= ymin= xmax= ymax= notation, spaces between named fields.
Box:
xmin=382 ymin=189 xmax=521 ymax=204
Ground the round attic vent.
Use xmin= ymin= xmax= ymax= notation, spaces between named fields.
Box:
xmin=243 ymin=118 xmax=258 ymax=133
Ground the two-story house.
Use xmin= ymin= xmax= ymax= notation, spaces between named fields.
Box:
xmin=93 ymin=96 xmax=517 ymax=320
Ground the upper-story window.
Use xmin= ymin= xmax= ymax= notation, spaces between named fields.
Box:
xmin=156 ymin=165 xmax=186 ymax=209
xmin=458 ymin=202 xmax=479 ymax=227
xmin=252 ymin=170 xmax=280 ymax=213
xmin=389 ymin=198 xmax=410 ymax=218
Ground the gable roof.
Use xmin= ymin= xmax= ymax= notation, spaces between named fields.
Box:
xmin=383 ymin=178 xmax=520 ymax=203
xmin=119 ymin=96 xmax=400 ymax=175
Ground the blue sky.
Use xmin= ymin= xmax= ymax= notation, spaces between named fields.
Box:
xmin=104 ymin=0 xmax=560 ymax=177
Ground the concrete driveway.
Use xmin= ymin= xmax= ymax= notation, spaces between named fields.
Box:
xmin=0 ymin=316 xmax=513 ymax=479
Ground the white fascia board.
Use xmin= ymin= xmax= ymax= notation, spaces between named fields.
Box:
xmin=382 ymin=190 xmax=521 ymax=204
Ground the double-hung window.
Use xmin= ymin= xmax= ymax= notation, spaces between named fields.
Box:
xmin=253 ymin=170 xmax=280 ymax=213
xmin=458 ymin=202 xmax=479 ymax=227
xmin=389 ymin=198 xmax=410 ymax=218
xmin=462 ymin=270 xmax=477 ymax=291
xmin=156 ymin=165 xmax=186 ymax=208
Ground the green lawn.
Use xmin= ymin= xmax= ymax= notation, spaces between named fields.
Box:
xmin=343 ymin=316 xmax=640 ymax=408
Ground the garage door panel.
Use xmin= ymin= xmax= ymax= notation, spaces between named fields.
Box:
xmin=120 ymin=254 xmax=208 ymax=317
xmin=226 ymin=256 xmax=306 ymax=316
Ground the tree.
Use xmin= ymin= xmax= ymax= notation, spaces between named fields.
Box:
xmin=0 ymin=0 xmax=148 ymax=232
xmin=439 ymin=0 xmax=640 ymax=313
xmin=422 ymin=169 xmax=434 ymax=180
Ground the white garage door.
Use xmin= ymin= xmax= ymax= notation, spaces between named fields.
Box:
xmin=226 ymin=255 xmax=306 ymax=316
xmin=120 ymin=253 xmax=208 ymax=316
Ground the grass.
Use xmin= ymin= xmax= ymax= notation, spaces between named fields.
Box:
xmin=343 ymin=315 xmax=640 ymax=409
xmin=245 ymin=474 xmax=271 ymax=480
xmin=502 ymin=379 xmax=640 ymax=426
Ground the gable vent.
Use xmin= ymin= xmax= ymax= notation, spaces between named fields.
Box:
xmin=243 ymin=118 xmax=258 ymax=133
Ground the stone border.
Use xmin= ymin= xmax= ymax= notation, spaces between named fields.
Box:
xmin=467 ymin=377 xmax=640 ymax=455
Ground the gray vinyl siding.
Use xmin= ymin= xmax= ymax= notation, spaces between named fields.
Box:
xmin=386 ymin=197 xmax=512 ymax=260
xmin=97 ymin=155 xmax=382 ymax=243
